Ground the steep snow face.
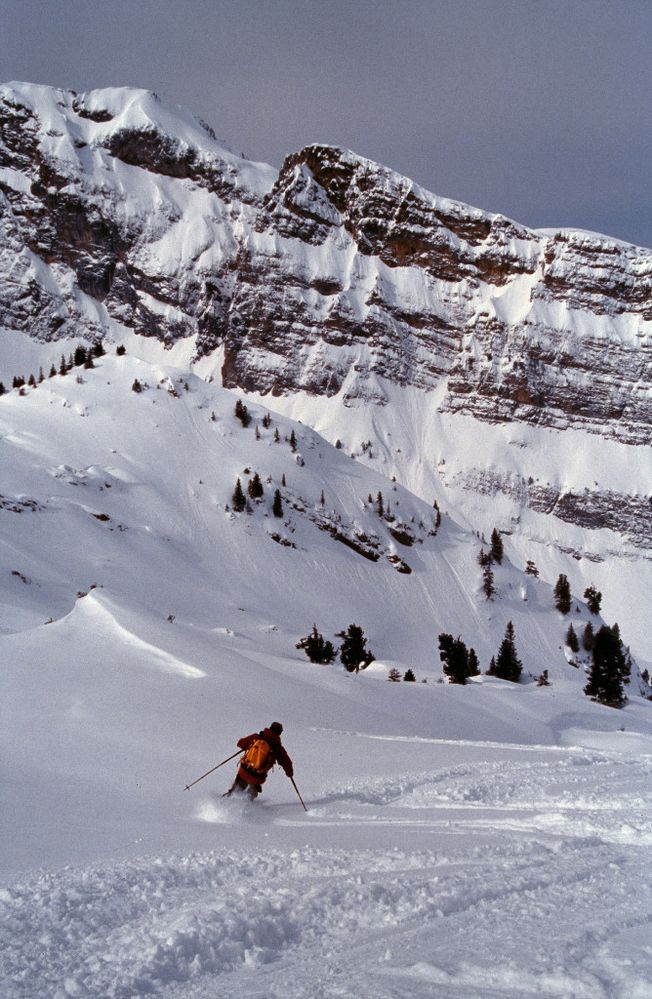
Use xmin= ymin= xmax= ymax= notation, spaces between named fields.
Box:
xmin=1 ymin=82 xmax=650 ymax=652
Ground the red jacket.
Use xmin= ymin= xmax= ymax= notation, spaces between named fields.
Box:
xmin=236 ymin=728 xmax=294 ymax=785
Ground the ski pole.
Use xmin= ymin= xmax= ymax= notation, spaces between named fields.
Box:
xmin=290 ymin=776 xmax=308 ymax=812
xmin=184 ymin=750 xmax=243 ymax=791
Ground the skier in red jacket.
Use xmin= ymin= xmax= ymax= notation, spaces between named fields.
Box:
xmin=226 ymin=722 xmax=293 ymax=800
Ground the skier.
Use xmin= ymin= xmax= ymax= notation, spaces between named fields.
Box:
xmin=226 ymin=721 xmax=293 ymax=800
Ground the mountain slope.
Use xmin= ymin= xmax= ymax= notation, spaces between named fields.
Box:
xmin=0 ymin=80 xmax=650 ymax=661
xmin=1 ymin=346 xmax=652 ymax=998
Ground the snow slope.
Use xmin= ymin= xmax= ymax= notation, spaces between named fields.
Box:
xmin=1 ymin=345 xmax=651 ymax=998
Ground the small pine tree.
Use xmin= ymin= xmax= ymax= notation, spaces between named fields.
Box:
xmin=478 ymin=547 xmax=492 ymax=567
xmin=262 ymin=412 xmax=272 ymax=429
xmin=28 ymin=373 xmax=36 ymax=387
xmin=525 ymin=559 xmax=539 ymax=577
xmin=247 ymin=472 xmax=264 ymax=499
xmin=49 ymin=364 xmax=57 ymax=378
xmin=74 ymin=345 xmax=87 ymax=367
xmin=234 ymin=399 xmax=251 ymax=428
xmin=116 ymin=344 xmax=126 ymax=356
xmin=553 ymin=574 xmax=572 ymax=614
xmin=38 ymin=367 xmax=45 ymax=383
xmin=467 ymin=648 xmax=480 ymax=676
xmin=274 ymin=427 xmax=280 ymax=443
xmin=583 ymin=621 xmax=595 ymax=652
xmin=255 ymin=424 xmax=261 ymax=440
xmin=131 ymin=378 xmax=142 ymax=393
xmin=296 ymin=624 xmax=336 ymax=664
xmin=433 ymin=500 xmax=441 ymax=530
xmin=93 ymin=339 xmax=105 ymax=358
xmin=281 ymin=473 xmax=287 ymax=487
xmin=84 ymin=356 xmax=95 ymax=369
xmin=584 ymin=585 xmax=602 ymax=615
xmin=438 ymin=633 xmax=470 ymax=685
xmin=565 ymin=623 xmax=580 ymax=653
xmin=289 ymin=429 xmax=297 ymax=452
xmin=403 ymin=669 xmax=416 ymax=682
xmin=59 ymin=355 xmax=68 ymax=376
xmin=376 ymin=491 xmax=384 ymax=517
xmin=272 ymin=488 xmax=283 ymax=518
xmin=387 ymin=667 xmax=401 ymax=682
xmin=336 ymin=624 xmax=374 ymax=673
xmin=490 ymin=528 xmax=504 ymax=564
xmin=482 ymin=563 xmax=496 ymax=600
xmin=584 ymin=625 xmax=627 ymax=707
xmin=488 ymin=621 xmax=522 ymax=682
xmin=232 ymin=478 xmax=246 ymax=512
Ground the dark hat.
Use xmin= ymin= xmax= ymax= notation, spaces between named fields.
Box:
xmin=270 ymin=721 xmax=283 ymax=734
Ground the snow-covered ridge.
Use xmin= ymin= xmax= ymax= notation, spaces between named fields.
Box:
xmin=1 ymin=81 xmax=651 ymax=659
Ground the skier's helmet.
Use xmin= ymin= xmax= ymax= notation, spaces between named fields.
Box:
xmin=270 ymin=721 xmax=283 ymax=734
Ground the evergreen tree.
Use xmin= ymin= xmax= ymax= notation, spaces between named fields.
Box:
xmin=234 ymin=399 xmax=251 ymax=427
xmin=272 ymin=488 xmax=283 ymax=518
xmin=93 ymin=339 xmax=105 ymax=358
xmin=478 ymin=547 xmax=492 ymax=567
xmin=296 ymin=624 xmax=336 ymax=664
xmin=584 ymin=585 xmax=602 ymax=615
xmin=274 ymin=427 xmax=280 ymax=443
xmin=525 ymin=559 xmax=539 ymax=577
xmin=583 ymin=621 xmax=595 ymax=652
xmin=281 ymin=473 xmax=287 ymax=487
xmin=376 ymin=491 xmax=384 ymax=517
xmin=490 ymin=528 xmax=504 ymax=564
xmin=74 ymin=345 xmax=87 ymax=367
xmin=59 ymin=355 xmax=68 ymax=376
xmin=565 ymin=623 xmax=579 ymax=653
xmin=247 ymin=472 xmax=264 ymax=500
xmin=336 ymin=624 xmax=375 ymax=672
xmin=38 ymin=367 xmax=45 ymax=383
xmin=488 ymin=621 xmax=523 ymax=682
xmin=28 ymin=373 xmax=36 ymax=387
xmin=289 ymin=429 xmax=297 ymax=452
xmin=438 ymin=633 xmax=470 ymax=685
xmin=0 ymin=382 xmax=4 ymax=396
xmin=262 ymin=412 xmax=272 ymax=429
xmin=131 ymin=378 xmax=142 ymax=393
xmin=584 ymin=625 xmax=627 ymax=707
xmin=319 ymin=489 xmax=325 ymax=506
xmin=553 ymin=574 xmax=572 ymax=614
xmin=403 ymin=669 xmax=416 ymax=682
xmin=255 ymin=424 xmax=261 ymax=440
xmin=84 ymin=356 xmax=95 ymax=369
xmin=467 ymin=648 xmax=480 ymax=676
xmin=482 ymin=563 xmax=496 ymax=600
xmin=433 ymin=500 xmax=441 ymax=530
xmin=116 ymin=344 xmax=126 ymax=356
xmin=49 ymin=364 xmax=57 ymax=378
xmin=387 ymin=667 xmax=401 ymax=682
xmin=232 ymin=478 xmax=246 ymax=512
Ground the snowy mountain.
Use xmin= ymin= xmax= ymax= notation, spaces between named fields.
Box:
xmin=1 ymin=344 xmax=652 ymax=998
xmin=1 ymin=82 xmax=650 ymax=665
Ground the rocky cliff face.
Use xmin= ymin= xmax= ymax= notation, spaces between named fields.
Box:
xmin=1 ymin=82 xmax=650 ymax=575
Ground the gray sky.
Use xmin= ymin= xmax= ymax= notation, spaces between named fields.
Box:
xmin=3 ymin=0 xmax=651 ymax=248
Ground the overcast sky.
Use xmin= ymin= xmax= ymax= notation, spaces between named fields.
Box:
xmin=3 ymin=0 xmax=651 ymax=248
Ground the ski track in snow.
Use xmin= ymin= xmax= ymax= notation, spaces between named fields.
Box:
xmin=2 ymin=754 xmax=651 ymax=999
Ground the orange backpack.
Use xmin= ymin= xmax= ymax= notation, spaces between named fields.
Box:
xmin=242 ymin=737 xmax=273 ymax=776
